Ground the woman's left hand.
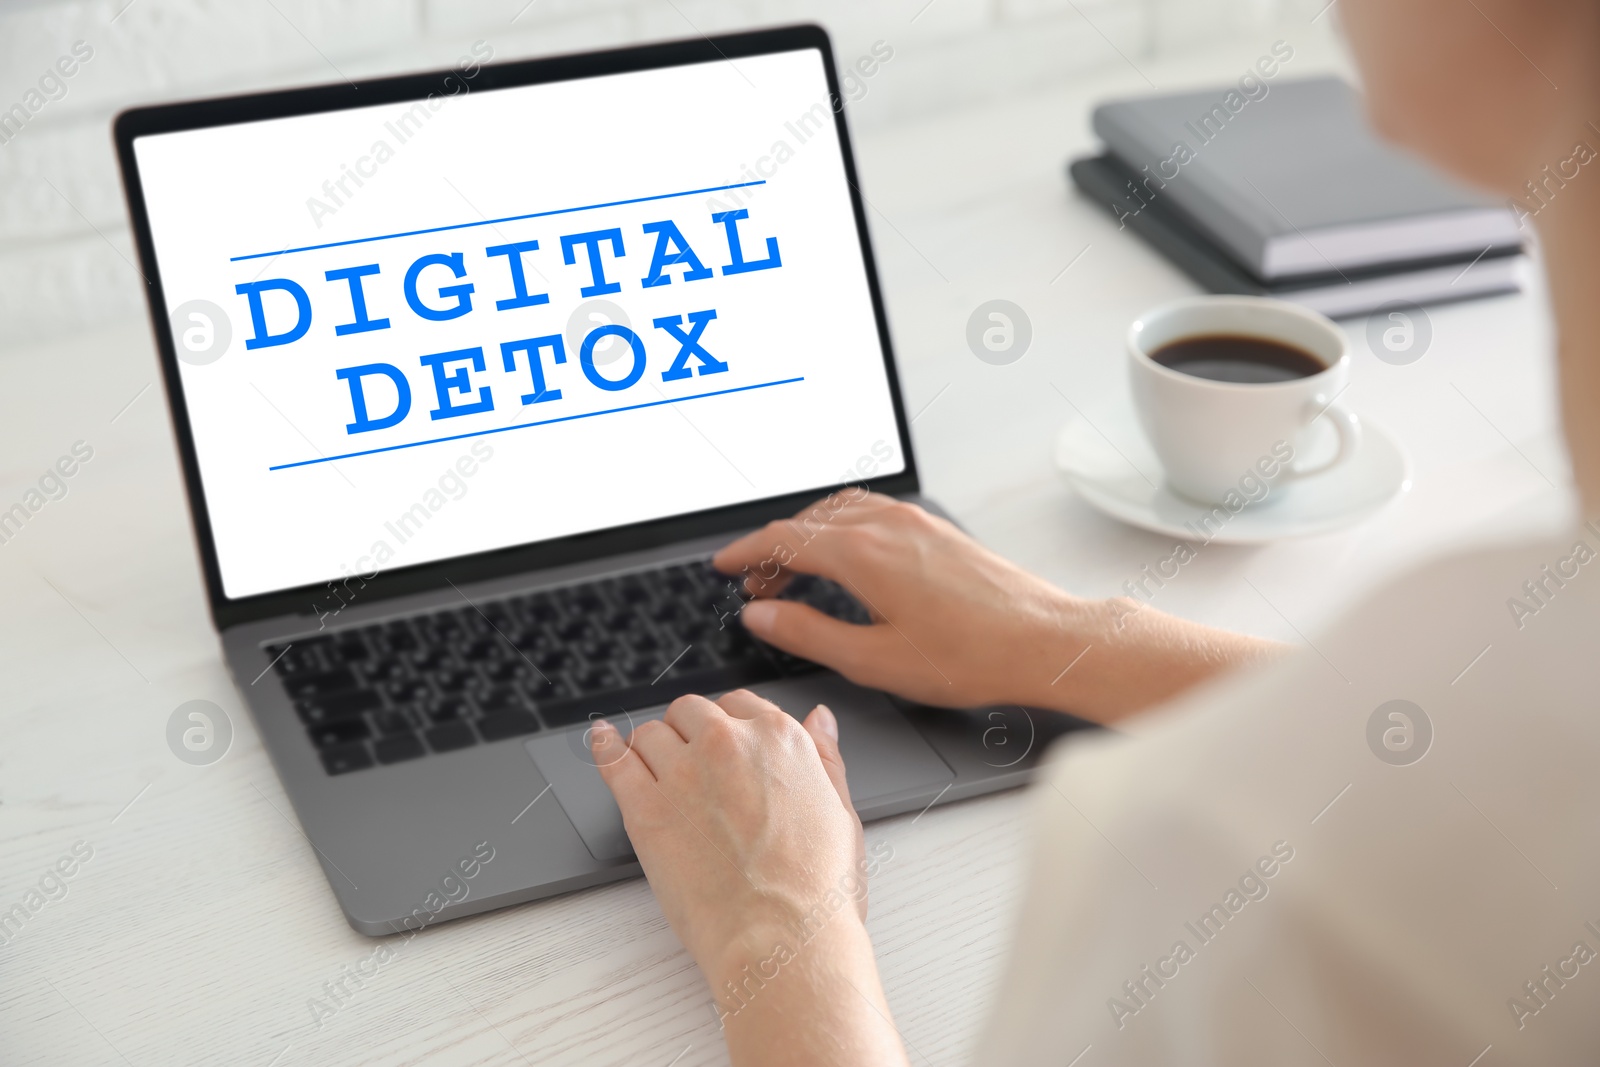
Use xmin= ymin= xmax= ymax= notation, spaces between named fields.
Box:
xmin=591 ymin=690 xmax=909 ymax=1066
xmin=591 ymin=689 xmax=864 ymax=979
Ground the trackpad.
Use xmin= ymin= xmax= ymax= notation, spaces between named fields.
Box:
xmin=524 ymin=674 xmax=954 ymax=862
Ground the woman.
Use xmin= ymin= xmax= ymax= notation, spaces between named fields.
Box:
xmin=590 ymin=2 xmax=1600 ymax=1062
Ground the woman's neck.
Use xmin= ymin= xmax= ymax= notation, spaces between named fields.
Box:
xmin=1536 ymin=169 xmax=1600 ymax=520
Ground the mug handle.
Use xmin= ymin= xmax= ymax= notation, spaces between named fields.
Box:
xmin=1282 ymin=399 xmax=1362 ymax=481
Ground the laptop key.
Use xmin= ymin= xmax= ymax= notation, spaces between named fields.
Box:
xmin=310 ymin=718 xmax=370 ymax=748
xmin=429 ymin=698 xmax=469 ymax=723
xmin=373 ymin=732 xmax=426 ymax=765
xmin=479 ymin=687 xmax=532 ymax=714
xmin=361 ymin=659 xmax=407 ymax=684
xmin=386 ymin=679 xmax=429 ymax=703
xmin=536 ymin=648 xmax=572 ymax=672
xmin=297 ymin=688 xmax=382 ymax=722
xmin=577 ymin=665 xmax=618 ymax=692
xmin=270 ymin=643 xmax=323 ymax=674
xmin=620 ymin=659 xmax=660 ymax=684
xmin=670 ymin=647 xmax=713 ymax=673
xmin=478 ymin=711 xmax=540 ymax=742
xmin=373 ymin=710 xmax=414 ymax=735
xmin=284 ymin=667 xmax=359 ymax=698
xmin=425 ymin=722 xmax=476 ymax=753
xmin=623 ymin=629 xmax=661 ymax=654
xmin=412 ymin=649 xmax=450 ymax=672
xmin=486 ymin=659 xmax=531 ymax=683
xmin=383 ymin=627 xmax=418 ymax=653
xmin=435 ymin=669 xmax=475 ymax=693
xmin=320 ymin=743 xmax=373 ymax=775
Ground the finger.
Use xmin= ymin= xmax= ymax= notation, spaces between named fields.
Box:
xmin=712 ymin=517 xmax=855 ymax=586
xmin=812 ymin=491 xmax=901 ymax=524
xmin=735 ymin=567 xmax=796 ymax=600
xmin=712 ymin=493 xmax=909 ymax=593
xmin=802 ymin=704 xmax=856 ymax=814
xmin=591 ymin=719 xmax=656 ymax=811
xmin=715 ymin=687 xmax=782 ymax=720
xmin=626 ymin=717 xmax=686 ymax=779
xmin=740 ymin=599 xmax=891 ymax=677
xmin=662 ymin=692 xmax=724 ymax=740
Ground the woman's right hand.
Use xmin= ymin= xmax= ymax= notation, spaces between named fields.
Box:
xmin=713 ymin=492 xmax=1281 ymax=724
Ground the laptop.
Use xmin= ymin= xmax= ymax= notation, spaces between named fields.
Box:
xmin=115 ymin=25 xmax=1088 ymax=935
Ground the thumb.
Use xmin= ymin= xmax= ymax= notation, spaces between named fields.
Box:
xmin=590 ymin=717 xmax=652 ymax=803
xmin=742 ymin=599 xmax=884 ymax=679
xmin=802 ymin=704 xmax=855 ymax=813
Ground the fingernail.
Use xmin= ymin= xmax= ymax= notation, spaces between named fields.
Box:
xmin=590 ymin=719 xmax=615 ymax=748
xmin=742 ymin=599 xmax=777 ymax=634
xmin=815 ymin=704 xmax=838 ymax=741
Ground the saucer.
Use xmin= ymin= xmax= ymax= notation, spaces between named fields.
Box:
xmin=1053 ymin=417 xmax=1412 ymax=544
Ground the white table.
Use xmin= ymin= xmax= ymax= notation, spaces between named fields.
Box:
xmin=0 ymin=33 xmax=1572 ymax=1067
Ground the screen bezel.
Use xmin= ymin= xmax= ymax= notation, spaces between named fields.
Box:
xmin=114 ymin=24 xmax=920 ymax=630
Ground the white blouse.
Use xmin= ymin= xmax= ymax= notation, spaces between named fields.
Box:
xmin=980 ymin=532 xmax=1600 ymax=1066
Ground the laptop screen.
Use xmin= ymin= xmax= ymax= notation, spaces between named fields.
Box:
xmin=130 ymin=47 xmax=906 ymax=600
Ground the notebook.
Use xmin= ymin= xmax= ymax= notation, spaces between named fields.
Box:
xmin=1091 ymin=76 xmax=1523 ymax=281
xmin=1069 ymin=153 xmax=1526 ymax=319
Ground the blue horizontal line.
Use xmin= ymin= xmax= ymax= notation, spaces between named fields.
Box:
xmin=268 ymin=376 xmax=805 ymax=471
xmin=229 ymin=180 xmax=767 ymax=262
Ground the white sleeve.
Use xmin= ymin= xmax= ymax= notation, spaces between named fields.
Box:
xmin=975 ymin=543 xmax=1600 ymax=1067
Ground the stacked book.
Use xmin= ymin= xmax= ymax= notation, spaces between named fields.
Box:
xmin=1070 ymin=76 xmax=1526 ymax=319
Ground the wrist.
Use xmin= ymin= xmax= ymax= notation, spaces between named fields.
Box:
xmin=1018 ymin=592 xmax=1283 ymax=723
xmin=706 ymin=910 xmax=871 ymax=1022
xmin=998 ymin=587 xmax=1109 ymax=714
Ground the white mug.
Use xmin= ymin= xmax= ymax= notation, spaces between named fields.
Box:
xmin=1127 ymin=296 xmax=1361 ymax=505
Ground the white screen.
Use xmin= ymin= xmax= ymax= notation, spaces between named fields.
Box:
xmin=133 ymin=48 xmax=906 ymax=600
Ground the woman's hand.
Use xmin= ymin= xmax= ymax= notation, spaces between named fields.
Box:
xmin=713 ymin=492 xmax=1281 ymax=724
xmin=592 ymin=690 xmax=909 ymax=1067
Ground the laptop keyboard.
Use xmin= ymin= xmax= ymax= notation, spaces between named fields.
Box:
xmin=264 ymin=561 xmax=871 ymax=776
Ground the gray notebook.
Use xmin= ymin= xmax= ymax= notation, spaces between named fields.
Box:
xmin=1092 ymin=76 xmax=1522 ymax=281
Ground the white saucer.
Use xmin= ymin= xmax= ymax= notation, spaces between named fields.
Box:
xmin=1053 ymin=416 xmax=1412 ymax=544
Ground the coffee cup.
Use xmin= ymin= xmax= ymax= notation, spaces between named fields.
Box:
xmin=1127 ymin=296 xmax=1361 ymax=505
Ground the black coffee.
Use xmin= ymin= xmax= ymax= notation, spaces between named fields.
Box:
xmin=1150 ymin=334 xmax=1326 ymax=384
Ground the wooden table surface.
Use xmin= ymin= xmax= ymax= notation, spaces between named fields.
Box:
xmin=0 ymin=30 xmax=1573 ymax=1067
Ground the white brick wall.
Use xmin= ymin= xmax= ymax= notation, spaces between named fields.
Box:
xmin=0 ymin=0 xmax=1297 ymax=344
